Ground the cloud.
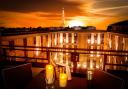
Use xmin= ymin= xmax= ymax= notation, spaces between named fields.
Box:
xmin=89 ymin=0 xmax=128 ymax=16
xmin=92 ymin=0 xmax=128 ymax=8
xmin=91 ymin=5 xmax=128 ymax=12
xmin=0 ymin=11 xmax=65 ymax=27
xmin=87 ymin=5 xmax=128 ymax=17
xmin=0 ymin=0 xmax=81 ymax=13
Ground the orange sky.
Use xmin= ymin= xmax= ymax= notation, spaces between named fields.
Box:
xmin=0 ymin=0 xmax=128 ymax=30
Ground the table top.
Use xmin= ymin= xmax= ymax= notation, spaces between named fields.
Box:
xmin=25 ymin=71 xmax=88 ymax=89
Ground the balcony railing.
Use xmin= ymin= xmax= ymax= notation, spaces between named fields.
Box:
xmin=0 ymin=45 xmax=128 ymax=71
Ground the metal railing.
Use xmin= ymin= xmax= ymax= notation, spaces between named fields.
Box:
xmin=0 ymin=45 xmax=128 ymax=70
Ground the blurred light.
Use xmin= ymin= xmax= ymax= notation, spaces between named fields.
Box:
xmin=72 ymin=33 xmax=74 ymax=43
xmin=82 ymin=63 xmax=87 ymax=69
xmin=77 ymin=62 xmax=81 ymax=69
xmin=60 ymin=33 xmax=63 ymax=44
xmin=87 ymin=39 xmax=90 ymax=43
xmin=68 ymin=20 xmax=84 ymax=27
xmin=91 ymin=33 xmax=94 ymax=44
xmin=97 ymin=33 xmax=101 ymax=44
xmin=35 ymin=36 xmax=41 ymax=56
xmin=66 ymin=33 xmax=68 ymax=43
xmin=96 ymin=65 xmax=99 ymax=69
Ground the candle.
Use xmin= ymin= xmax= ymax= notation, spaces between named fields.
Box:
xmin=87 ymin=70 xmax=93 ymax=80
xmin=59 ymin=73 xmax=67 ymax=87
xmin=46 ymin=64 xmax=54 ymax=84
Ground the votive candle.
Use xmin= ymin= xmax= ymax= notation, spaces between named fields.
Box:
xmin=59 ymin=73 xmax=68 ymax=87
xmin=46 ymin=64 xmax=54 ymax=84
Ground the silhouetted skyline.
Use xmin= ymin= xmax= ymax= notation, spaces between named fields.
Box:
xmin=0 ymin=0 xmax=128 ymax=30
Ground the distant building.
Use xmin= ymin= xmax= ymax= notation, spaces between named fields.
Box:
xmin=107 ymin=20 xmax=128 ymax=34
xmin=69 ymin=26 xmax=96 ymax=30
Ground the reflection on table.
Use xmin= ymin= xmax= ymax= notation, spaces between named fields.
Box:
xmin=25 ymin=71 xmax=88 ymax=89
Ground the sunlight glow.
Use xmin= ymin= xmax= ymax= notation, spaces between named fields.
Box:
xmin=68 ymin=20 xmax=84 ymax=27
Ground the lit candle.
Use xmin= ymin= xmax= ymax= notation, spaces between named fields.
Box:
xmin=46 ymin=64 xmax=54 ymax=84
xmin=59 ymin=73 xmax=68 ymax=87
xmin=87 ymin=70 xmax=93 ymax=80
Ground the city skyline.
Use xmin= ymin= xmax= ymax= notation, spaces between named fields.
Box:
xmin=0 ymin=0 xmax=128 ymax=30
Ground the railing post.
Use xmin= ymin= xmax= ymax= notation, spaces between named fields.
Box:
xmin=103 ymin=54 xmax=107 ymax=71
xmin=23 ymin=38 xmax=28 ymax=62
xmin=47 ymin=49 xmax=50 ymax=63
xmin=71 ymin=52 xmax=79 ymax=73
xmin=1 ymin=48 xmax=7 ymax=61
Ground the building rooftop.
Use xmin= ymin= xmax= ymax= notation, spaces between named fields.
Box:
xmin=109 ymin=20 xmax=128 ymax=26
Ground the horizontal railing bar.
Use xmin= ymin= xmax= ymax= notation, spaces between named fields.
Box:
xmin=1 ymin=45 xmax=128 ymax=53
xmin=1 ymin=55 xmax=48 ymax=60
xmin=1 ymin=49 xmax=128 ymax=56
xmin=1 ymin=50 xmax=128 ymax=56
xmin=105 ymin=63 xmax=128 ymax=66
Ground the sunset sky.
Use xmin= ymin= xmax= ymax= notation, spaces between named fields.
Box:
xmin=0 ymin=0 xmax=128 ymax=30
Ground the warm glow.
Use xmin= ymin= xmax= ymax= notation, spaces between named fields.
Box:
xmin=87 ymin=70 xmax=93 ymax=80
xmin=91 ymin=33 xmax=94 ymax=44
xmin=82 ymin=63 xmax=87 ymax=69
xmin=90 ymin=60 xmax=93 ymax=70
xmin=66 ymin=33 xmax=68 ymax=43
xmin=97 ymin=33 xmax=101 ymax=44
xmin=68 ymin=20 xmax=84 ymax=27
xmin=72 ymin=33 xmax=74 ymax=43
xmin=59 ymin=73 xmax=68 ymax=87
xmin=46 ymin=64 xmax=54 ymax=84
xmin=96 ymin=65 xmax=99 ymax=69
xmin=35 ymin=36 xmax=41 ymax=56
xmin=35 ymin=48 xmax=39 ymax=56
xmin=46 ymin=64 xmax=53 ymax=70
xmin=60 ymin=33 xmax=63 ymax=44
xmin=87 ymin=39 xmax=91 ymax=43
xmin=77 ymin=62 xmax=81 ymax=69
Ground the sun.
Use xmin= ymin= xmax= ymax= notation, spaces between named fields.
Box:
xmin=68 ymin=20 xmax=84 ymax=27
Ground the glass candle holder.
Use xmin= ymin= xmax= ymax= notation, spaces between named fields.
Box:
xmin=59 ymin=73 xmax=68 ymax=87
xmin=45 ymin=77 xmax=55 ymax=89
xmin=45 ymin=64 xmax=55 ymax=89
